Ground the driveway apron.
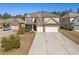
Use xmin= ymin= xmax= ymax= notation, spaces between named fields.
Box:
xmin=28 ymin=32 xmax=79 ymax=55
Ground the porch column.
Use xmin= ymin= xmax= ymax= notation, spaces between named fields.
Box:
xmin=32 ymin=24 xmax=34 ymax=31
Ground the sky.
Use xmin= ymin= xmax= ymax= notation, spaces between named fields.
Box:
xmin=0 ymin=3 xmax=79 ymax=16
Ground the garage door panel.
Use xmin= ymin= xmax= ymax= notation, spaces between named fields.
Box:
xmin=74 ymin=26 xmax=79 ymax=30
xmin=45 ymin=27 xmax=58 ymax=32
xmin=37 ymin=26 xmax=59 ymax=32
xmin=37 ymin=27 xmax=43 ymax=32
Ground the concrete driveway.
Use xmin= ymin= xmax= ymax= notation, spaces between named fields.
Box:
xmin=28 ymin=32 xmax=79 ymax=55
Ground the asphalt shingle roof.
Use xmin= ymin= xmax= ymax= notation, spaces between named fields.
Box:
xmin=26 ymin=13 xmax=59 ymax=18
xmin=61 ymin=13 xmax=79 ymax=19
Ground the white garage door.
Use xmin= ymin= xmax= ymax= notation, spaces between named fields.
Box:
xmin=74 ymin=26 xmax=79 ymax=30
xmin=45 ymin=27 xmax=58 ymax=32
xmin=37 ymin=27 xmax=43 ymax=32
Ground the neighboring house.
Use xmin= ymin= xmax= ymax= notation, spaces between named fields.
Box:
xmin=0 ymin=18 xmax=10 ymax=30
xmin=0 ymin=19 xmax=4 ymax=29
xmin=60 ymin=13 xmax=79 ymax=31
xmin=8 ymin=18 xmax=25 ymax=30
xmin=25 ymin=13 xmax=60 ymax=32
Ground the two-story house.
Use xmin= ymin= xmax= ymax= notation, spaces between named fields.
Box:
xmin=25 ymin=13 xmax=60 ymax=32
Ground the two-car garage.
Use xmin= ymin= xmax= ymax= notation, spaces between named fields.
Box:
xmin=45 ymin=26 xmax=59 ymax=32
xmin=36 ymin=17 xmax=60 ymax=32
xmin=37 ymin=25 xmax=59 ymax=32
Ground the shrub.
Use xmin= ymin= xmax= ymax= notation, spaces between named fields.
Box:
xmin=68 ymin=24 xmax=74 ymax=31
xmin=0 ymin=27 xmax=3 ymax=29
xmin=1 ymin=35 xmax=20 ymax=51
xmin=68 ymin=27 xmax=73 ymax=31
xmin=60 ymin=27 xmax=63 ymax=29
xmin=1 ymin=37 xmax=13 ymax=51
xmin=9 ymin=35 xmax=20 ymax=49
xmin=18 ymin=24 xmax=26 ymax=34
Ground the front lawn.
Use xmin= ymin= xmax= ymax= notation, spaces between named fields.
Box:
xmin=59 ymin=29 xmax=79 ymax=44
xmin=0 ymin=32 xmax=36 ymax=55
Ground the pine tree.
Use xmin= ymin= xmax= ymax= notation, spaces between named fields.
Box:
xmin=77 ymin=8 xmax=79 ymax=13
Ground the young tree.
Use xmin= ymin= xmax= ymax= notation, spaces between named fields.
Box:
xmin=2 ymin=13 xmax=11 ymax=19
xmin=77 ymin=8 xmax=79 ymax=13
xmin=22 ymin=13 xmax=27 ymax=20
xmin=0 ymin=14 xmax=1 ymax=18
xmin=69 ymin=8 xmax=73 ymax=12
xmin=15 ymin=14 xmax=24 ymax=19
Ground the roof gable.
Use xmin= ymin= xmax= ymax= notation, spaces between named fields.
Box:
xmin=26 ymin=13 xmax=59 ymax=18
xmin=8 ymin=18 xmax=24 ymax=23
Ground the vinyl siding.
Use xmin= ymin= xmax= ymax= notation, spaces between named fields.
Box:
xmin=60 ymin=18 xmax=70 ymax=29
xmin=44 ymin=18 xmax=59 ymax=24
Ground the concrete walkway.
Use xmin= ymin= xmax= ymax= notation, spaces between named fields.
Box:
xmin=28 ymin=32 xmax=79 ymax=55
